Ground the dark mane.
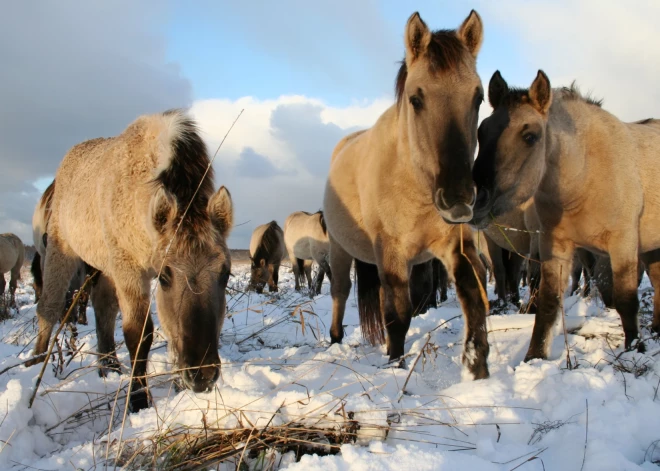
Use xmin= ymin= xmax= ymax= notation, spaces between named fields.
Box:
xmin=500 ymin=83 xmax=603 ymax=109
xmin=253 ymin=221 xmax=282 ymax=263
xmin=635 ymin=118 xmax=655 ymax=125
xmin=560 ymin=82 xmax=603 ymax=107
xmin=395 ymin=30 xmax=469 ymax=105
xmin=153 ymin=109 xmax=213 ymax=234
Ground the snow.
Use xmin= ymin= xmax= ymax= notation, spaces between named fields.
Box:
xmin=1 ymin=266 xmax=660 ymax=470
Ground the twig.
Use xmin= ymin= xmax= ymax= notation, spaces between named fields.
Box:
xmin=580 ymin=399 xmax=588 ymax=471
xmin=28 ymin=272 xmax=97 ymax=408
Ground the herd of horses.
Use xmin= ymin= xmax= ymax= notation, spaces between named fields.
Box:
xmin=1 ymin=9 xmax=659 ymax=412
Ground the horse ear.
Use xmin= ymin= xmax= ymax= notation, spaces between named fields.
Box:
xmin=457 ymin=10 xmax=483 ymax=57
xmin=404 ymin=12 xmax=432 ymax=65
xmin=149 ymin=187 xmax=178 ymax=236
xmin=529 ymin=70 xmax=552 ymax=115
xmin=208 ymin=186 xmax=234 ymax=239
xmin=488 ymin=70 xmax=509 ymax=108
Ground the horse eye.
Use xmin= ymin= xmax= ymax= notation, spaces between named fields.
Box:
xmin=522 ymin=133 xmax=539 ymax=146
xmin=219 ymin=270 xmax=230 ymax=285
xmin=475 ymin=93 xmax=484 ymax=110
xmin=158 ymin=266 xmax=172 ymax=289
xmin=409 ymin=95 xmax=423 ymax=112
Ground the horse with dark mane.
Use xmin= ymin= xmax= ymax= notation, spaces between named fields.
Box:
xmin=249 ymin=221 xmax=285 ymax=294
xmin=472 ymin=69 xmax=660 ymax=360
xmin=26 ymin=109 xmax=234 ymax=412
xmin=324 ymin=10 xmax=490 ymax=378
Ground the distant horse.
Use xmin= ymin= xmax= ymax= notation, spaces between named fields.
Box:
xmin=472 ymin=69 xmax=660 ymax=360
xmin=324 ymin=11 xmax=489 ymax=378
xmin=284 ymin=211 xmax=331 ymax=295
xmin=26 ymin=109 xmax=234 ymax=412
xmin=249 ymin=221 xmax=285 ymax=294
xmin=0 ymin=233 xmax=24 ymax=308
xmin=31 ymin=179 xmax=90 ymax=324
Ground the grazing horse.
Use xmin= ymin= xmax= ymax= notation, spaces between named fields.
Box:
xmin=249 ymin=221 xmax=285 ymax=294
xmin=26 ymin=110 xmax=234 ymax=412
xmin=324 ymin=10 xmax=490 ymax=379
xmin=472 ymin=70 xmax=660 ymax=360
xmin=284 ymin=211 xmax=331 ymax=295
xmin=0 ymin=233 xmax=24 ymax=308
xmin=31 ymin=179 xmax=90 ymax=324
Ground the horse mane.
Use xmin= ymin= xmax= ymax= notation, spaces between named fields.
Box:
xmin=253 ymin=221 xmax=282 ymax=263
xmin=559 ymin=82 xmax=603 ymax=107
xmin=152 ymin=109 xmax=214 ymax=236
xmin=40 ymin=180 xmax=56 ymax=228
xmin=395 ymin=30 xmax=469 ymax=106
xmin=636 ymin=118 xmax=656 ymax=125
xmin=500 ymin=82 xmax=603 ymax=109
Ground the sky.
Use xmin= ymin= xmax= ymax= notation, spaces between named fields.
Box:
xmin=2 ymin=0 xmax=660 ymax=249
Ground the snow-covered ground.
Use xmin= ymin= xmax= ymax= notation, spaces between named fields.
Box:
xmin=2 ymin=264 xmax=660 ymax=470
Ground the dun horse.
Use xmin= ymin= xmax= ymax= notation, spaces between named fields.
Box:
xmin=249 ymin=221 xmax=285 ymax=294
xmin=324 ymin=11 xmax=490 ymax=379
xmin=284 ymin=211 xmax=331 ymax=294
xmin=0 ymin=233 xmax=24 ymax=308
xmin=472 ymin=70 xmax=660 ymax=360
xmin=27 ymin=109 xmax=234 ymax=412
xmin=32 ymin=179 xmax=91 ymax=324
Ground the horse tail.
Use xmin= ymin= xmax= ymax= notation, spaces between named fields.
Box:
xmin=295 ymin=258 xmax=306 ymax=285
xmin=354 ymin=259 xmax=384 ymax=345
xmin=31 ymin=252 xmax=43 ymax=302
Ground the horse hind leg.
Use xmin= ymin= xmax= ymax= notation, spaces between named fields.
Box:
xmin=610 ymin=246 xmax=643 ymax=352
xmin=9 ymin=261 xmax=22 ymax=308
xmin=304 ymin=260 xmax=313 ymax=291
xmin=329 ymin=237 xmax=353 ymax=344
xmin=90 ymin=272 xmax=121 ymax=376
xmin=640 ymin=250 xmax=660 ymax=336
xmin=26 ymin=238 xmax=81 ymax=366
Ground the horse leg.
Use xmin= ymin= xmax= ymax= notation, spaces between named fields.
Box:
xmin=291 ymin=256 xmax=302 ymax=291
xmin=375 ymin=253 xmax=411 ymax=362
xmin=329 ymin=238 xmax=352 ymax=344
xmin=570 ymin=251 xmax=583 ymax=295
xmin=27 ymin=238 xmax=81 ymax=366
xmin=609 ymin=242 xmax=642 ymax=351
xmin=526 ymin=236 xmax=541 ymax=314
xmin=114 ymin=270 xmax=153 ymax=412
xmin=640 ymin=250 xmax=660 ymax=334
xmin=504 ymin=252 xmax=524 ymax=306
xmin=486 ymin=237 xmax=506 ymax=304
xmin=304 ymin=260 xmax=313 ymax=291
xmin=269 ymin=263 xmax=280 ymax=292
xmin=410 ymin=261 xmax=434 ymax=316
xmin=0 ymin=276 xmax=5 ymax=307
xmin=435 ymin=236 xmax=489 ymax=379
xmin=594 ymin=256 xmax=614 ymax=308
xmin=9 ymin=263 xmax=21 ymax=308
xmin=313 ymin=266 xmax=325 ymax=295
xmin=90 ymin=273 xmax=121 ymax=376
xmin=525 ymin=236 xmax=574 ymax=361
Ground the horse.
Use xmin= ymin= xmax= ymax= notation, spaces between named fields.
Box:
xmin=323 ymin=10 xmax=489 ymax=379
xmin=31 ymin=179 xmax=91 ymax=324
xmin=471 ymin=69 xmax=660 ymax=360
xmin=0 ymin=233 xmax=24 ymax=308
xmin=249 ymin=221 xmax=285 ymax=294
xmin=26 ymin=109 xmax=234 ymax=412
xmin=283 ymin=211 xmax=331 ymax=295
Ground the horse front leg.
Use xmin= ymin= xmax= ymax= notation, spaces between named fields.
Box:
xmin=90 ymin=273 xmax=121 ymax=376
xmin=610 ymin=241 xmax=642 ymax=351
xmin=114 ymin=272 xmax=154 ymax=413
xmin=525 ymin=235 xmax=574 ymax=361
xmin=641 ymin=249 xmax=660 ymax=335
xmin=328 ymin=236 xmax=352 ymax=344
xmin=438 ymin=235 xmax=490 ymax=379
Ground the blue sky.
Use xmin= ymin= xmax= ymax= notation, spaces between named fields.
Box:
xmin=2 ymin=1 xmax=660 ymax=247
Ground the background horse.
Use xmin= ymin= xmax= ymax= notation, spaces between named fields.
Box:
xmin=324 ymin=10 xmax=490 ymax=379
xmin=27 ymin=109 xmax=234 ymax=412
xmin=249 ymin=221 xmax=285 ymax=294
xmin=284 ymin=210 xmax=331 ymax=295
xmin=0 ymin=233 xmax=24 ymax=309
xmin=472 ymin=70 xmax=660 ymax=360
xmin=31 ymin=179 xmax=90 ymax=324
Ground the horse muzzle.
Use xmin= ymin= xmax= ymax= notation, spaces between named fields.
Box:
xmin=434 ymin=187 xmax=476 ymax=224
xmin=468 ymin=188 xmax=493 ymax=229
xmin=181 ymin=364 xmax=221 ymax=393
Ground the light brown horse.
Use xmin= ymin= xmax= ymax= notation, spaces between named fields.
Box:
xmin=472 ymin=70 xmax=660 ymax=360
xmin=0 ymin=233 xmax=24 ymax=308
xmin=249 ymin=221 xmax=285 ymax=294
xmin=324 ymin=11 xmax=489 ymax=378
xmin=284 ymin=211 xmax=331 ymax=295
xmin=27 ymin=109 xmax=234 ymax=412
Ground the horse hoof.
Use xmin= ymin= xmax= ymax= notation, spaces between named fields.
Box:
xmin=98 ymin=359 xmax=121 ymax=377
xmin=128 ymin=390 xmax=150 ymax=413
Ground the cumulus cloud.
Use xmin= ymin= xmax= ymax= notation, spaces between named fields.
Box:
xmin=0 ymin=1 xmax=191 ymax=242
xmin=190 ymin=95 xmax=391 ymax=248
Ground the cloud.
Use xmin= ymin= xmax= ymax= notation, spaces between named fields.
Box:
xmin=0 ymin=1 xmax=192 ymax=242
xmin=190 ymin=95 xmax=391 ymax=248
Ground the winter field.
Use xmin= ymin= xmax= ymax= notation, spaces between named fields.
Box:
xmin=2 ymin=262 xmax=660 ymax=470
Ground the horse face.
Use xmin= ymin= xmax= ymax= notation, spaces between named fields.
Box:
xmin=399 ymin=10 xmax=484 ymax=224
xmin=150 ymin=186 xmax=234 ymax=393
xmin=249 ymin=258 xmax=270 ymax=294
xmin=471 ymin=71 xmax=552 ymax=229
